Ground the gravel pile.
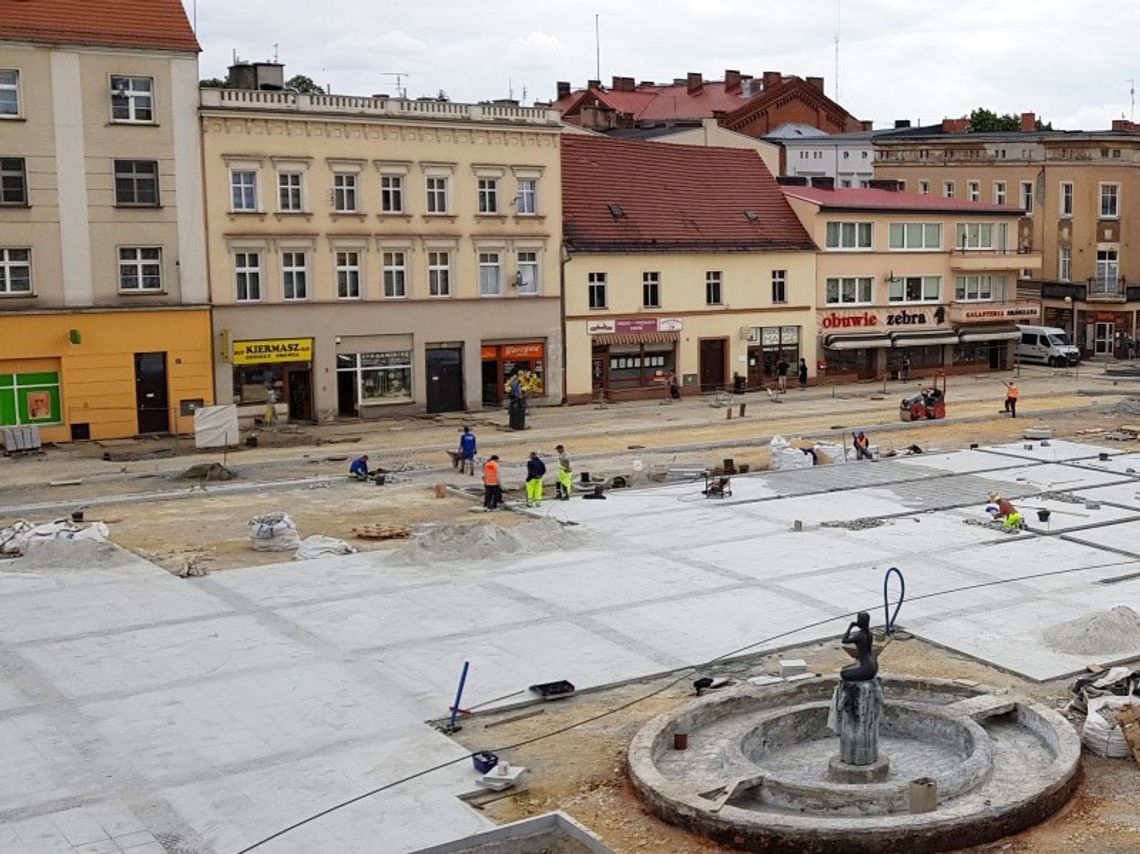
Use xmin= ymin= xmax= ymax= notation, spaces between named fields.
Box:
xmin=1043 ymin=606 xmax=1140 ymax=656
xmin=820 ymin=518 xmax=889 ymax=530
xmin=1036 ymin=491 xmax=1086 ymax=505
xmin=393 ymin=518 xmax=583 ymax=565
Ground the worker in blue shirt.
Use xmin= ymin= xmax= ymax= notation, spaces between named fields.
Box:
xmin=458 ymin=426 xmax=477 ymax=475
xmin=349 ymin=454 xmax=371 ymax=481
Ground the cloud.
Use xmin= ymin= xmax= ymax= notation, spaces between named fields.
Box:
xmin=507 ymin=31 xmax=566 ymax=69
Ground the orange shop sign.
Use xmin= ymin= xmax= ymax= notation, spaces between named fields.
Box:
xmin=501 ymin=343 xmax=545 ymax=360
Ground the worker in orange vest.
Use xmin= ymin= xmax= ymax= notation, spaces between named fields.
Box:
xmin=482 ymin=454 xmax=501 ymax=510
xmin=1004 ymin=381 xmax=1019 ymax=418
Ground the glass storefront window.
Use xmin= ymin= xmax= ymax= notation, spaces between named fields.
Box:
xmin=337 ymin=351 xmax=413 ymax=404
xmin=600 ymin=343 xmax=675 ymax=389
xmin=233 ymin=364 xmax=284 ymax=404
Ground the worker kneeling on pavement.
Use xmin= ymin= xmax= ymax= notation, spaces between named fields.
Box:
xmin=985 ymin=492 xmax=1024 ymax=529
xmin=349 ymin=454 xmax=372 ymax=481
xmin=853 ymin=431 xmax=873 ymax=461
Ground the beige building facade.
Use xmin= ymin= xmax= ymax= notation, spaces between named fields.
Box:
xmin=200 ymin=86 xmax=564 ymax=421
xmin=782 ymin=183 xmax=1040 ymax=383
xmin=876 ymin=118 xmax=1140 ymax=359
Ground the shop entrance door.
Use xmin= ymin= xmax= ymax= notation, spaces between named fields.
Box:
xmin=286 ymin=367 xmax=313 ymax=421
xmin=337 ymin=370 xmax=357 ymax=417
xmin=1094 ymin=322 xmax=1115 ymax=357
xmin=699 ymin=339 xmax=727 ymax=392
xmin=134 ymin=352 xmax=169 ymax=434
xmin=426 ymin=347 xmax=464 ymax=413
xmin=481 ymin=359 xmax=500 ymax=407
xmin=591 ymin=355 xmax=607 ymax=395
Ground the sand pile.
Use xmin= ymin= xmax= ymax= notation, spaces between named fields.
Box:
xmin=180 ymin=462 xmax=237 ymax=481
xmin=11 ymin=539 xmax=148 ymax=572
xmin=394 ymin=518 xmax=582 ymax=565
xmin=1043 ymin=606 xmax=1140 ymax=655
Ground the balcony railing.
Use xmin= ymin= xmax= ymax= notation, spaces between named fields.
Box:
xmin=1087 ymin=276 xmax=1126 ymax=301
xmin=949 ymin=248 xmax=1042 ymax=272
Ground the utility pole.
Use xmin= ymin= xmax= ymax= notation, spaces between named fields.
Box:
xmin=834 ymin=0 xmax=841 ymax=101
xmin=1128 ymin=79 xmax=1136 ymax=122
xmin=595 ymin=14 xmax=601 ymax=81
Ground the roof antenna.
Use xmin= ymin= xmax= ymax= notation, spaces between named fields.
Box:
xmin=1128 ymin=78 xmax=1136 ymax=122
xmin=834 ymin=0 xmax=841 ymax=101
xmin=595 ymin=13 xmax=601 ymax=81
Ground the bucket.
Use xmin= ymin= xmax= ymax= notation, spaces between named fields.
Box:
xmin=723 ymin=458 xmax=736 ymax=474
xmin=580 ymin=471 xmax=590 ymax=484
xmin=70 ymin=510 xmax=84 ymax=523
xmin=374 ymin=474 xmax=386 ymax=486
xmin=472 ymin=751 xmax=499 ymax=774
xmin=739 ymin=464 xmax=750 ymax=474
xmin=434 ymin=483 xmax=447 ymax=498
xmin=673 ymin=732 xmax=688 ymax=751
xmin=908 ymin=777 xmax=937 ymax=813
xmin=1099 ymin=452 xmax=1110 ymax=462
xmin=1037 ymin=509 xmax=1051 ymax=523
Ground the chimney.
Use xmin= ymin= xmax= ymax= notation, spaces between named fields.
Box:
xmin=1020 ymin=112 xmax=1036 ymax=132
xmin=805 ymin=76 xmax=825 ymax=92
xmin=638 ymin=80 xmax=654 ymax=88
xmin=686 ymin=72 xmax=703 ymax=93
xmin=868 ymin=179 xmax=902 ymax=191
xmin=941 ymin=117 xmax=969 ymax=134
xmin=776 ymin=175 xmax=809 ymax=186
xmin=556 ymin=81 xmax=571 ymax=100
xmin=811 ymin=176 xmax=835 ymax=190
xmin=611 ymin=76 xmax=635 ymax=92
xmin=725 ymin=69 xmax=741 ymax=91
xmin=761 ymin=71 xmax=782 ymax=89
xmin=1112 ymin=118 xmax=1140 ymax=133
xmin=894 ymin=119 xmax=911 ymax=129
xmin=587 ymin=79 xmax=601 ymax=91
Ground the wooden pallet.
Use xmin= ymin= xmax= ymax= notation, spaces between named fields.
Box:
xmin=352 ymin=524 xmax=411 ymax=540
xmin=1116 ymin=703 xmax=1140 ymax=765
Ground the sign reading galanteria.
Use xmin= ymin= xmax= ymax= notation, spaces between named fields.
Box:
xmin=232 ymin=338 xmax=313 ymax=365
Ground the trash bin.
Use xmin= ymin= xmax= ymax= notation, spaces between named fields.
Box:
xmin=508 ymin=398 xmax=526 ymax=431
xmin=733 ymin=373 xmax=746 ymax=394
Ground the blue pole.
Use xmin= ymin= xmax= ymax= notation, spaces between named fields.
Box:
xmin=449 ymin=661 xmax=470 ymax=730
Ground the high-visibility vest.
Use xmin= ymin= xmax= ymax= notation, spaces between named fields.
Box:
xmin=1007 ymin=385 xmax=1019 ymax=400
xmin=483 ymin=460 xmax=500 ymax=485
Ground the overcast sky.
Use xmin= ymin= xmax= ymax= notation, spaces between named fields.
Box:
xmin=192 ymin=0 xmax=1140 ymax=131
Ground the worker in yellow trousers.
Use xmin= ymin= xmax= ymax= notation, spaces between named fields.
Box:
xmin=526 ymin=451 xmax=546 ymax=507
xmin=555 ymin=444 xmax=572 ymax=501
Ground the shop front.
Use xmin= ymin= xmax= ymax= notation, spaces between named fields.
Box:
xmin=744 ymin=326 xmax=802 ymax=389
xmin=949 ymin=301 xmax=1038 ymax=371
xmin=231 ymin=337 xmax=314 ymax=423
xmin=1076 ymin=309 xmax=1133 ymax=359
xmin=818 ymin=307 xmax=954 ymax=382
xmin=481 ymin=342 xmax=547 ymax=406
xmin=588 ymin=317 xmax=680 ymax=401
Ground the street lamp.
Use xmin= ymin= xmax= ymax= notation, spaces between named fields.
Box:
xmin=1063 ymin=295 xmax=1078 ymax=381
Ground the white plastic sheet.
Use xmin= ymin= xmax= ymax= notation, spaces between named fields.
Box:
xmin=295 ymin=535 xmax=357 ymax=560
xmin=0 ymin=519 xmax=109 ymax=556
xmin=194 ymin=404 xmax=240 ymax=449
xmin=1081 ymin=695 xmax=1137 ymax=758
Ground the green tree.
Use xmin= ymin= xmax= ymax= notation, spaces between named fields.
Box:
xmin=198 ymin=77 xmax=227 ymax=88
xmin=286 ymin=74 xmax=324 ymax=94
xmin=968 ymin=108 xmax=1053 ymax=132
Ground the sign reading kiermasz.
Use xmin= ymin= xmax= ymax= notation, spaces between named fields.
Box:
xmin=232 ymin=338 xmax=314 ymax=365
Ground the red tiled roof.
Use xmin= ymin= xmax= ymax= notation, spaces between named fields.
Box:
xmin=0 ymin=0 xmax=200 ymax=53
xmin=562 ymin=135 xmax=815 ymax=251
xmin=556 ymin=80 xmax=752 ymax=122
xmin=781 ymin=186 xmax=1024 ymax=215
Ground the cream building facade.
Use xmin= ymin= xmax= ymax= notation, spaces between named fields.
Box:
xmin=782 ymin=182 xmax=1040 ymax=383
xmin=200 ymin=84 xmax=564 ymax=421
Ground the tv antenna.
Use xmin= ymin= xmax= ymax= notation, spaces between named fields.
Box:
xmin=1128 ymin=79 xmax=1136 ymax=122
xmin=380 ymin=72 xmax=409 ymax=99
xmin=834 ymin=0 xmax=841 ymax=101
xmin=595 ymin=13 xmax=601 ymax=81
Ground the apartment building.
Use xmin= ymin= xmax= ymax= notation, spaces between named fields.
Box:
xmin=200 ymin=75 xmax=563 ymax=421
xmin=0 ymin=0 xmax=211 ymax=441
xmin=876 ymin=115 xmax=1140 ymax=359
xmin=562 ymin=136 xmax=816 ymax=402
xmin=781 ymin=180 xmax=1038 ymax=382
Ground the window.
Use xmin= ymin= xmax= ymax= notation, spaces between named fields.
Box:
xmin=0 ymin=370 xmax=61 ymax=426
xmin=0 ymin=157 xmax=27 ymax=205
xmin=771 ymin=269 xmax=787 ymax=303
xmin=840 ymin=180 xmax=852 ymax=188
xmin=588 ymin=272 xmax=607 ymax=309
xmin=825 ymin=221 xmax=873 ymax=249
xmin=0 ymin=248 xmax=31 ymax=293
xmin=426 ymin=176 xmax=448 ymax=213
xmin=381 ymin=175 xmax=403 ymax=213
xmin=118 ymin=247 xmax=162 ymax=291
xmin=955 ymin=275 xmax=1006 ymax=301
xmin=955 ymin=222 xmax=1008 ymax=250
xmin=114 ymin=160 xmax=159 ymax=206
xmin=918 ymin=180 xmax=930 ymax=195
xmin=705 ymin=271 xmax=723 ymax=305
xmin=336 ymin=251 xmax=362 ymax=298
xmin=1020 ymin=180 xmax=1034 ymax=213
xmin=825 ymin=276 xmax=873 ymax=305
xmin=338 ymin=352 xmax=413 ymax=404
xmin=1059 ymin=247 xmax=1072 ymax=282
xmin=889 ymin=275 xmax=940 ymax=303
xmin=479 ymin=252 xmax=502 ymax=296
xmin=517 ymin=178 xmax=537 ymax=214
xmin=0 ymin=69 xmax=19 ymax=117
xmin=642 ymin=271 xmax=660 ymax=308
xmin=278 ymin=172 xmax=303 ymax=212
xmin=333 ymin=174 xmax=357 ymax=212
xmin=1096 ymin=249 xmax=1119 ymax=285
xmin=234 ymin=252 xmax=261 ymax=301
xmin=428 ymin=251 xmax=451 ymax=297
xmin=281 ymin=251 xmax=307 ymax=300
xmin=889 ymin=222 xmax=942 ymax=250
xmin=230 ymin=170 xmax=257 ymax=211
xmin=110 ymin=75 xmax=153 ymax=122
xmin=477 ymin=177 xmax=498 ymax=214
xmin=1100 ymin=184 xmax=1120 ymax=218
xmin=382 ymin=251 xmax=406 ymax=298
xmin=1060 ymin=182 xmax=1073 ymax=217
xmin=993 ymin=181 xmax=1006 ymax=205
xmin=967 ymin=181 xmax=980 ymax=202
xmin=517 ymin=251 xmax=539 ymax=294
xmin=943 ymin=180 xmax=955 ymax=199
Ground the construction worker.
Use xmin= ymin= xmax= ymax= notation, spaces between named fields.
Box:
xmin=525 ymin=451 xmax=546 ymax=507
xmin=853 ymin=431 xmax=872 ymax=461
xmin=555 ymin=444 xmax=572 ymax=500
xmin=482 ymin=455 xmax=501 ymax=510
xmin=1004 ymin=381 xmax=1019 ymax=418
xmin=987 ymin=492 xmax=1024 ymax=529
xmin=349 ymin=454 xmax=371 ymax=481
xmin=457 ymin=426 xmax=477 ymax=475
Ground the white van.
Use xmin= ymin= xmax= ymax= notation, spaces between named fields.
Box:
xmin=1018 ymin=325 xmax=1080 ymax=366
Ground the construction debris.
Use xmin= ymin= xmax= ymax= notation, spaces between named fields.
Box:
xmin=1044 ymin=606 xmax=1140 ymax=656
xmin=352 ymin=524 xmax=412 ymax=540
xmin=0 ymin=519 xmax=109 ymax=556
xmin=248 ymin=513 xmax=301 ymax=552
xmin=295 ymin=535 xmax=357 ymax=560
xmin=821 ymin=517 xmax=889 ymax=530
xmin=179 ymin=462 xmax=237 ymax=481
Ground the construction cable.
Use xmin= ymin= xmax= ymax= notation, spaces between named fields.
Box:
xmin=233 ymin=554 xmax=1137 ymax=854
xmin=883 ymin=566 xmax=905 ymax=635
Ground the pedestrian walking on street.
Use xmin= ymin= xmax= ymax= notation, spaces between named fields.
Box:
xmin=900 ymin=356 xmax=911 ymax=382
xmin=555 ymin=444 xmax=572 ymax=500
xmin=482 ymin=454 xmax=501 ymax=510
xmin=525 ymin=451 xmax=546 ymax=507
xmin=776 ymin=357 xmax=790 ymax=393
xmin=1004 ymin=381 xmax=1019 ymax=418
xmin=797 ymin=358 xmax=808 ymax=389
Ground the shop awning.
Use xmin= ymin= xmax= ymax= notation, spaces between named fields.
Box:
xmin=593 ymin=332 xmax=679 ymax=346
xmin=890 ymin=330 xmax=961 ymax=347
xmin=956 ymin=324 xmax=1022 ymax=343
xmin=822 ymin=333 xmax=892 ymax=350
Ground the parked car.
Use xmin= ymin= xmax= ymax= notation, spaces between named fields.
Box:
xmin=1017 ymin=325 xmax=1080 ymax=367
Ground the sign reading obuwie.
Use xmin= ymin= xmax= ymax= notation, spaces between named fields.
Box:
xmin=232 ymin=338 xmax=313 ymax=365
